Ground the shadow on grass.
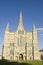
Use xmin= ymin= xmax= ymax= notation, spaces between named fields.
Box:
xmin=0 ymin=59 xmax=32 ymax=65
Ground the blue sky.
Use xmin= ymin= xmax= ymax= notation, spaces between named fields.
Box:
xmin=0 ymin=0 xmax=43 ymax=53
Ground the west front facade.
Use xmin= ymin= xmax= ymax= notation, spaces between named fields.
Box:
xmin=2 ymin=11 xmax=40 ymax=60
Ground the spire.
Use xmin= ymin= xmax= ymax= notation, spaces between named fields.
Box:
xmin=5 ymin=23 xmax=10 ymax=32
xmin=32 ymin=24 xmax=37 ymax=32
xmin=17 ymin=10 xmax=25 ymax=32
xmin=33 ymin=24 xmax=36 ymax=29
xmin=19 ymin=10 xmax=23 ymax=28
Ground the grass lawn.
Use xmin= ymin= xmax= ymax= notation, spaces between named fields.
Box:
xmin=0 ymin=60 xmax=43 ymax=65
xmin=21 ymin=60 xmax=43 ymax=65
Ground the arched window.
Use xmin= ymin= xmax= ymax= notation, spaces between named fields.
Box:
xmin=17 ymin=36 xmax=24 ymax=47
xmin=20 ymin=36 xmax=22 ymax=46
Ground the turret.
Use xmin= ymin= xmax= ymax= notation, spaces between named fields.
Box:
xmin=32 ymin=24 xmax=37 ymax=40
xmin=2 ymin=23 xmax=10 ymax=59
xmin=32 ymin=24 xmax=40 ymax=60
xmin=4 ymin=23 xmax=10 ymax=43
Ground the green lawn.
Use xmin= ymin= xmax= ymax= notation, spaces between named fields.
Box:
xmin=0 ymin=60 xmax=43 ymax=65
xmin=21 ymin=60 xmax=43 ymax=65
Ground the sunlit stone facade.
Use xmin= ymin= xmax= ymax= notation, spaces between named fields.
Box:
xmin=2 ymin=11 xmax=40 ymax=60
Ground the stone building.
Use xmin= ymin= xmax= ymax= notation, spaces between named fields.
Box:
xmin=2 ymin=11 xmax=40 ymax=60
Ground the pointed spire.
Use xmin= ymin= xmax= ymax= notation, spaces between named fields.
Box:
xmin=17 ymin=10 xmax=25 ymax=32
xmin=6 ymin=23 xmax=10 ymax=32
xmin=19 ymin=10 xmax=23 ymax=27
xmin=32 ymin=24 xmax=37 ymax=32
xmin=33 ymin=24 xmax=36 ymax=29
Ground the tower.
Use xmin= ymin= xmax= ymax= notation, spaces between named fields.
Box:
xmin=32 ymin=24 xmax=40 ymax=60
xmin=3 ymin=23 xmax=10 ymax=59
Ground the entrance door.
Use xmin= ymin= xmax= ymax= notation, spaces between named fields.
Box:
xmin=19 ymin=54 xmax=23 ymax=60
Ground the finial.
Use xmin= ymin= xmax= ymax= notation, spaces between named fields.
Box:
xmin=6 ymin=22 xmax=10 ymax=32
xmin=33 ymin=24 xmax=36 ymax=29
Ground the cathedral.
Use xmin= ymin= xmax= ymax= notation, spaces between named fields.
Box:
xmin=2 ymin=11 xmax=40 ymax=60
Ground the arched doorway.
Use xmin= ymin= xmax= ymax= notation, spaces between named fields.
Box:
xmin=19 ymin=54 xmax=23 ymax=60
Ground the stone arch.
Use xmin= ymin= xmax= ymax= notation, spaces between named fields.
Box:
xmin=19 ymin=54 xmax=23 ymax=60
